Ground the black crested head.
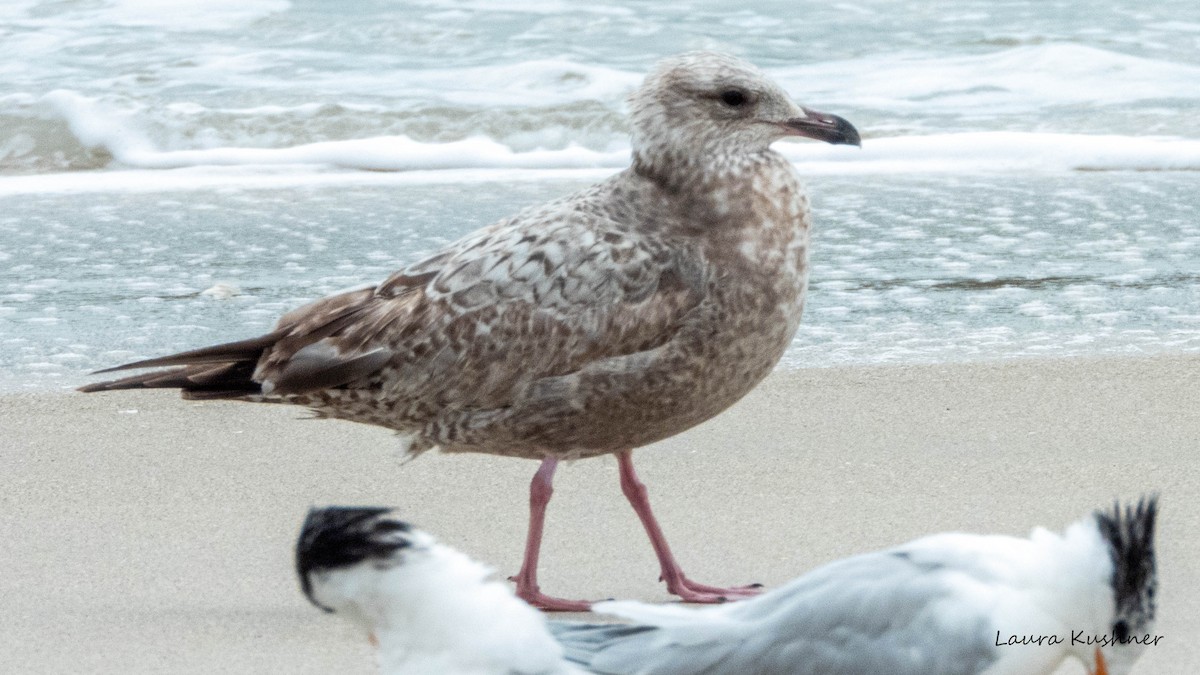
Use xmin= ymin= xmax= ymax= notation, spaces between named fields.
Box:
xmin=1095 ymin=496 xmax=1158 ymax=635
xmin=296 ymin=506 xmax=413 ymax=613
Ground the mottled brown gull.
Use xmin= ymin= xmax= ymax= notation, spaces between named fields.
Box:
xmin=81 ymin=51 xmax=861 ymax=611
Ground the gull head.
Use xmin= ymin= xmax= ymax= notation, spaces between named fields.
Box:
xmin=1084 ymin=496 xmax=1159 ymax=675
xmin=296 ymin=506 xmax=430 ymax=619
xmin=629 ymin=51 xmax=859 ymax=168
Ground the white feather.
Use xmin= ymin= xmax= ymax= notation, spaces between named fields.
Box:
xmin=311 ymin=531 xmax=580 ymax=675
xmin=553 ymin=509 xmax=1152 ymax=675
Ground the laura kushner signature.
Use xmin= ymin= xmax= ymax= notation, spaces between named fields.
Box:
xmin=995 ymin=631 xmax=1164 ymax=648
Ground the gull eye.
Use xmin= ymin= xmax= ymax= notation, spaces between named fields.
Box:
xmin=720 ymin=89 xmax=748 ymax=107
xmin=1113 ymin=620 xmax=1130 ymax=642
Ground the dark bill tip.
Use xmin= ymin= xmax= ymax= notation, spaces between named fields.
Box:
xmin=783 ymin=108 xmax=861 ymax=147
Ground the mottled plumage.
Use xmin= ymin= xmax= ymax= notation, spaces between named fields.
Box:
xmin=82 ymin=51 xmax=860 ymax=608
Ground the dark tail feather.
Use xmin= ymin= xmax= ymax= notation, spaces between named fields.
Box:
xmin=78 ymin=334 xmax=279 ymax=397
xmin=79 ymin=288 xmax=388 ymax=398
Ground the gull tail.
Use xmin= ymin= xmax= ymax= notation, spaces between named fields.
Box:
xmin=1095 ymin=495 xmax=1158 ymax=626
xmin=76 ymin=330 xmax=287 ymax=399
xmin=78 ymin=286 xmax=395 ymax=400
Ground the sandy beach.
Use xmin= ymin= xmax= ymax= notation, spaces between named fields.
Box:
xmin=1 ymin=353 xmax=1197 ymax=673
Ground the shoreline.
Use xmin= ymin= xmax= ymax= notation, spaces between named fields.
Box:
xmin=2 ymin=352 xmax=1197 ymax=673
xmin=4 ymin=348 xmax=1198 ymax=397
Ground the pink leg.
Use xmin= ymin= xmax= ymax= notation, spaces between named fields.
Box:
xmin=509 ymin=457 xmax=593 ymax=612
xmin=617 ymin=449 xmax=762 ymax=603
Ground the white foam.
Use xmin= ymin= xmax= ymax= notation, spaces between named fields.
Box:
xmin=0 ymin=2 xmax=41 ymax=21
xmin=405 ymin=59 xmax=640 ymax=107
xmin=164 ymin=58 xmax=642 ymax=108
xmin=4 ymin=129 xmax=1198 ymax=197
xmin=782 ymin=132 xmax=1200 ymax=173
xmin=200 ymin=282 xmax=241 ymax=300
xmin=20 ymin=89 xmax=1200 ymax=177
xmin=112 ymin=135 xmax=629 ymax=172
xmin=40 ymin=90 xmax=158 ymax=157
xmin=409 ymin=0 xmax=634 ymax=14
xmin=0 ymin=166 xmax=617 ymax=196
xmin=775 ymin=43 xmax=1200 ymax=111
xmin=87 ymin=0 xmax=290 ymax=30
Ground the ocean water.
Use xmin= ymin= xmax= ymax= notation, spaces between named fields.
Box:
xmin=2 ymin=0 xmax=1198 ymax=391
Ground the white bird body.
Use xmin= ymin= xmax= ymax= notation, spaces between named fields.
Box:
xmin=298 ymin=507 xmax=581 ymax=675
xmin=551 ymin=499 xmax=1158 ymax=675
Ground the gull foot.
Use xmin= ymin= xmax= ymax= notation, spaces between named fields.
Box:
xmin=510 ymin=577 xmax=597 ymax=612
xmin=664 ymin=575 xmax=764 ymax=603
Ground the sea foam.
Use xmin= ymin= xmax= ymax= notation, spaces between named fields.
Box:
xmin=71 ymin=0 xmax=290 ymax=30
xmin=2 ymin=129 xmax=1197 ymax=196
xmin=775 ymin=44 xmax=1200 ymax=111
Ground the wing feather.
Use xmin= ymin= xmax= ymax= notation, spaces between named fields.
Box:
xmin=83 ymin=185 xmax=707 ymax=413
xmin=552 ymin=550 xmax=1001 ymax=675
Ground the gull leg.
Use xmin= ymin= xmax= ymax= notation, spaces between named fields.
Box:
xmin=509 ymin=456 xmax=593 ymax=612
xmin=617 ymin=449 xmax=762 ymax=603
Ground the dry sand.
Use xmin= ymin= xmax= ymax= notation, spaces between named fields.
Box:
xmin=1 ymin=353 xmax=1197 ymax=674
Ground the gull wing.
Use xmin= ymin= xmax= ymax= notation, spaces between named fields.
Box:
xmin=550 ymin=547 xmax=1005 ymax=675
xmin=82 ymin=179 xmax=707 ymax=409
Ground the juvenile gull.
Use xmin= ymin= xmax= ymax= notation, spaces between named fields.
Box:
xmin=297 ymin=507 xmax=583 ymax=674
xmin=81 ymin=51 xmax=861 ymax=610
xmin=552 ymin=497 xmax=1159 ymax=675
